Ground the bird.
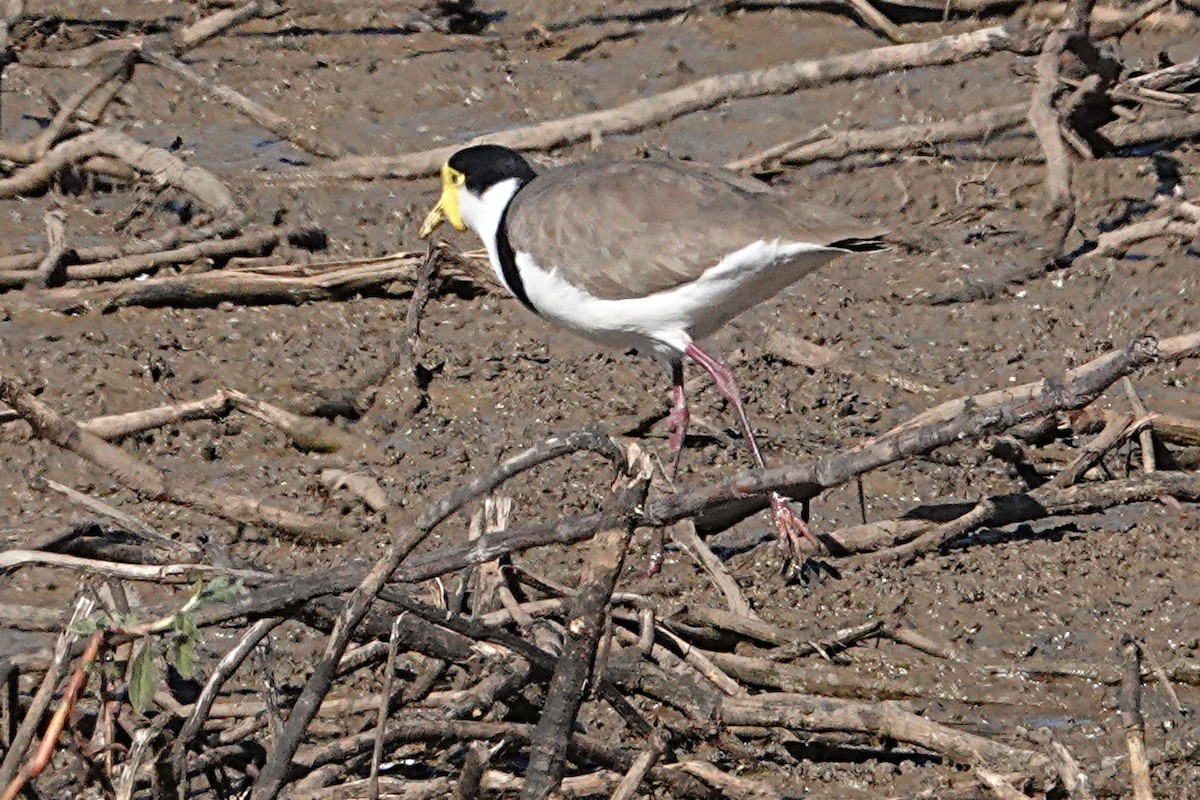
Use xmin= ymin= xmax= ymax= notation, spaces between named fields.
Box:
xmin=419 ymin=144 xmax=885 ymax=559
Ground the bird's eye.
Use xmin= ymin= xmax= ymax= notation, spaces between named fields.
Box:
xmin=453 ymin=173 xmax=466 ymax=187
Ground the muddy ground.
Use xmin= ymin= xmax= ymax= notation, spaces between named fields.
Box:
xmin=0 ymin=1 xmax=1198 ymax=798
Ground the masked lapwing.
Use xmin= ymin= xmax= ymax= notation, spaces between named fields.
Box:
xmin=420 ymin=144 xmax=885 ymax=558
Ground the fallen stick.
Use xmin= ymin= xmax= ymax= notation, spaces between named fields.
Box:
xmin=0 ymin=51 xmax=138 ymax=165
xmin=15 ymin=0 xmax=282 ymax=68
xmin=1048 ymin=410 xmax=1132 ymax=488
xmin=736 ymin=104 xmax=1029 ymax=171
xmin=0 ymin=373 xmax=343 ymax=543
xmin=1123 ymin=379 xmax=1157 ymax=473
xmin=284 ymin=25 xmax=1023 ymax=182
xmin=1120 ymin=637 xmax=1155 ymax=800
xmin=79 ymin=391 xmax=233 ymax=441
xmin=762 ymin=330 xmax=937 ymax=395
xmin=719 ymin=693 xmax=1048 ymax=773
xmin=0 ymin=128 xmax=240 ymax=218
xmin=1027 ymin=0 xmax=1091 ymax=256
xmin=1105 ymin=111 xmax=1200 ymax=150
xmin=845 ymin=471 xmax=1200 ymax=565
xmin=165 ymin=617 xmax=285 ymax=800
xmin=0 ymin=550 xmax=272 ymax=584
xmin=355 ymin=244 xmax=442 ymax=419
xmin=141 ymin=50 xmax=345 ymax=159
xmin=0 ymin=597 xmax=94 ymax=793
xmin=26 ymin=210 xmax=68 ymax=289
xmin=0 ymin=627 xmax=105 ymax=800
xmin=0 ymin=219 xmax=243 ymax=272
xmin=523 ymin=448 xmax=651 ymax=800
xmin=1087 ymin=214 xmax=1200 ymax=259
xmin=1150 ymin=413 xmax=1200 ymax=446
xmin=670 ymin=760 xmax=782 ymax=800
xmin=706 ymin=649 xmax=1027 ymax=705
xmin=6 ymin=250 xmax=475 ymax=314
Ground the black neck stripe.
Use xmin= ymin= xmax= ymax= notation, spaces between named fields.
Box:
xmin=495 ymin=195 xmax=537 ymax=315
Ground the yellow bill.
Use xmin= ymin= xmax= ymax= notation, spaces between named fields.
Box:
xmin=418 ymin=164 xmax=467 ymax=238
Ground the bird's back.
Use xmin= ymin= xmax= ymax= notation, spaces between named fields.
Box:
xmin=505 ymin=158 xmax=881 ymax=301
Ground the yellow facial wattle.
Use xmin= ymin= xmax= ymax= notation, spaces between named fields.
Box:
xmin=419 ymin=164 xmax=467 ymax=238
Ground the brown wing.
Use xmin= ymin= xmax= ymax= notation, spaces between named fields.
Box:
xmin=504 ymin=159 xmax=880 ymax=300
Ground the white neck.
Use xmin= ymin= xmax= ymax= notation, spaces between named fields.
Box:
xmin=459 ymin=177 xmax=523 ymax=252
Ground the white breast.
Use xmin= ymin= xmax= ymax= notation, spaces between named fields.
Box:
xmin=513 ymin=239 xmax=839 ymax=363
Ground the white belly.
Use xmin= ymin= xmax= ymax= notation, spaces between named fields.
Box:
xmin=511 ymin=239 xmax=839 ymax=361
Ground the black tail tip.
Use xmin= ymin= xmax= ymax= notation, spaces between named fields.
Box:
xmin=830 ymin=236 xmax=888 ymax=253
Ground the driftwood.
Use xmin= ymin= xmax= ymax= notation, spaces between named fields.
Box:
xmin=0 ymin=128 xmax=240 ymax=217
xmin=3 ymin=250 xmax=486 ymax=314
xmin=0 ymin=372 xmax=343 ymax=543
xmin=286 ymin=24 xmax=1024 ymax=182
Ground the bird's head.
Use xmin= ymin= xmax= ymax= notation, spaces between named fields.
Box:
xmin=419 ymin=145 xmax=536 ymax=238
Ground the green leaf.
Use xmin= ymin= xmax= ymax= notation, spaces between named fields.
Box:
xmin=128 ymin=640 xmax=157 ymax=714
xmin=173 ymin=636 xmax=198 ymax=680
xmin=68 ymin=615 xmax=100 ymax=637
xmin=202 ymin=577 xmax=242 ymax=605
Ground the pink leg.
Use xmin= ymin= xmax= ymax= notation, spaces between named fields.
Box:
xmin=665 ymin=360 xmax=690 ymax=474
xmin=684 ymin=342 xmax=818 ymax=558
xmin=645 ymin=361 xmax=690 ymax=578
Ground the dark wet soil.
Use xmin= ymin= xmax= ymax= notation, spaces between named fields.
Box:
xmin=0 ymin=2 xmax=1197 ymax=797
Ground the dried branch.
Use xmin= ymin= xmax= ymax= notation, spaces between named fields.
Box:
xmin=140 ymin=50 xmax=345 ymax=159
xmin=287 ymin=25 xmax=1024 ymax=182
xmin=0 ymin=128 xmax=241 ymax=218
xmin=1120 ymin=637 xmax=1155 ymax=800
xmin=0 ymin=372 xmax=343 ymax=543
xmin=523 ymin=447 xmax=652 ymax=800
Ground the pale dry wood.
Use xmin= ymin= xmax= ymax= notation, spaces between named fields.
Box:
xmin=226 ymin=389 xmax=372 ymax=454
xmin=141 ymin=50 xmax=345 ymax=159
xmin=0 ymin=128 xmax=240 ymax=218
xmin=0 ymin=373 xmax=343 ymax=543
xmin=1028 ymin=17 xmax=1082 ymax=253
xmin=836 ymin=471 xmax=1200 ymax=560
xmin=720 ymin=693 xmax=1048 ymax=772
xmin=975 ymin=766 xmax=1032 ymax=800
xmin=0 ymin=549 xmax=271 ymax=584
xmin=16 ymin=0 xmax=281 ymax=68
xmin=668 ymin=520 xmax=756 ymax=618
xmin=607 ymin=731 xmax=667 ymax=800
xmin=883 ymin=626 xmax=962 ymax=661
xmin=1028 ymin=0 xmax=1199 ymax=31
xmin=669 ymin=760 xmax=782 ymax=800
xmin=287 ymin=25 xmax=1019 ymax=182
xmin=0 ymin=597 xmax=93 ymax=791
xmin=760 ymin=104 xmax=1028 ymax=170
xmin=1121 ymin=638 xmax=1156 ymax=800
xmin=27 ymin=210 xmax=68 ymax=290
xmin=1048 ymin=410 xmax=1132 ymax=488
xmin=165 ymin=617 xmax=285 ymax=800
xmin=79 ymin=391 xmax=233 ymax=441
xmin=320 ymin=470 xmax=390 ymax=512
xmin=0 ymin=52 xmax=137 ymax=165
xmin=6 ymin=251 xmax=483 ymax=314
xmin=1150 ymin=413 xmax=1200 ymax=445
xmin=1130 ymin=56 xmax=1200 ymax=90
xmin=1089 ymin=215 xmax=1200 ymax=258
xmin=1122 ymin=379 xmax=1157 ymax=473
xmin=1029 ymin=728 xmax=1096 ymax=800
xmin=763 ymin=330 xmax=937 ymax=395
xmin=707 ymin=649 xmax=1026 ymax=705
xmin=0 ymin=228 xmax=289 ymax=289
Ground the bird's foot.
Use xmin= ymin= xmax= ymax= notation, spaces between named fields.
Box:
xmin=769 ymin=492 xmax=821 ymax=563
